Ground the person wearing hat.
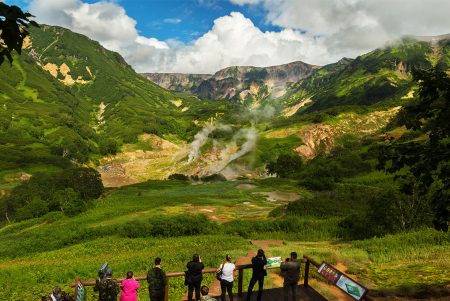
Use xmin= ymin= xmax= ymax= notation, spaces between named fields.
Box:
xmin=43 ymin=287 xmax=73 ymax=301
xmin=50 ymin=287 xmax=62 ymax=301
xmin=94 ymin=269 xmax=120 ymax=301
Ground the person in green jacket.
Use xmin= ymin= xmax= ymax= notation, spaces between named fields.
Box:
xmin=147 ymin=257 xmax=167 ymax=301
xmin=94 ymin=269 xmax=120 ymax=301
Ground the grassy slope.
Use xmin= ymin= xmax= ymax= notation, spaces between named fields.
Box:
xmin=0 ymin=179 xmax=449 ymax=300
xmin=0 ymin=25 xmax=229 ymax=189
xmin=28 ymin=25 xmax=228 ymax=142
xmin=281 ymin=38 xmax=448 ymax=114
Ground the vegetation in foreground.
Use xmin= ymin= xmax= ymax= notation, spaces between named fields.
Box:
xmin=0 ymin=177 xmax=449 ymax=300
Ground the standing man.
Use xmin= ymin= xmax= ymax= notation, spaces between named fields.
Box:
xmin=246 ymin=249 xmax=267 ymax=301
xmin=147 ymin=257 xmax=167 ymax=301
xmin=94 ymin=269 xmax=120 ymax=301
xmin=280 ymin=252 xmax=301 ymax=301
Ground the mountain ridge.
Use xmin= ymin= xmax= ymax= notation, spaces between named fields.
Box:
xmin=143 ymin=60 xmax=318 ymax=103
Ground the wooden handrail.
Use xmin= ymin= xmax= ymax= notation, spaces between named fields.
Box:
xmin=71 ymin=264 xmax=268 ymax=287
xmin=303 ymin=255 xmax=320 ymax=268
xmin=72 ymin=258 xmax=311 ymax=301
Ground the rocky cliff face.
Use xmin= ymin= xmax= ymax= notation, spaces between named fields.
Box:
xmin=141 ymin=73 xmax=211 ymax=93
xmin=142 ymin=61 xmax=318 ymax=103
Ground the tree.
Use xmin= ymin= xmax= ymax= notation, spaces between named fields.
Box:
xmin=266 ymin=154 xmax=303 ymax=178
xmin=54 ymin=188 xmax=86 ymax=217
xmin=0 ymin=2 xmax=38 ymax=65
xmin=60 ymin=167 xmax=104 ymax=200
xmin=378 ymin=68 xmax=450 ymax=231
xmin=99 ymin=138 xmax=119 ymax=156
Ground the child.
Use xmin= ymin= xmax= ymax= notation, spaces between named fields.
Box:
xmin=200 ymin=286 xmax=217 ymax=301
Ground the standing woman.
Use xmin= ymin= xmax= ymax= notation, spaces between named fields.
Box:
xmin=120 ymin=271 xmax=140 ymax=301
xmin=218 ymin=255 xmax=236 ymax=301
xmin=187 ymin=254 xmax=205 ymax=301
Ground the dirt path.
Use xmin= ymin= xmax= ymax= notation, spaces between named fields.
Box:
xmin=180 ymin=240 xmax=281 ymax=300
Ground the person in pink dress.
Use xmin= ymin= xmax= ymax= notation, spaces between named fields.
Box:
xmin=120 ymin=271 xmax=141 ymax=301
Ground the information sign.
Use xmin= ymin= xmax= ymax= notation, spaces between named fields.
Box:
xmin=265 ymin=256 xmax=282 ymax=268
xmin=336 ymin=274 xmax=366 ymax=300
xmin=318 ymin=262 xmax=367 ymax=300
xmin=76 ymin=282 xmax=86 ymax=301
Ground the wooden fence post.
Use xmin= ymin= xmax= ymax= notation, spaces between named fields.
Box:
xmin=304 ymin=260 xmax=310 ymax=287
xmin=164 ymin=278 xmax=170 ymax=301
xmin=238 ymin=268 xmax=244 ymax=297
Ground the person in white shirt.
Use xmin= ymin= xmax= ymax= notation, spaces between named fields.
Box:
xmin=217 ymin=255 xmax=236 ymax=301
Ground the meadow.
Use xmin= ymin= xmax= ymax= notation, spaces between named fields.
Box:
xmin=0 ymin=179 xmax=449 ymax=300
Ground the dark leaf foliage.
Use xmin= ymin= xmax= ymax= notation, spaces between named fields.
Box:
xmin=378 ymin=68 xmax=450 ymax=231
xmin=0 ymin=2 xmax=38 ymax=64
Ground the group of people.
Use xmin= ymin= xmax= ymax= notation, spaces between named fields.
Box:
xmin=42 ymin=249 xmax=302 ymax=301
xmin=92 ymin=257 xmax=167 ymax=301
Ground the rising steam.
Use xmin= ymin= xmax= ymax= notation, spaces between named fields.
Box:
xmin=187 ymin=123 xmax=231 ymax=163
xmin=187 ymin=105 xmax=275 ymax=175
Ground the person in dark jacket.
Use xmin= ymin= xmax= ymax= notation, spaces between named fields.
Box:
xmin=186 ymin=254 xmax=205 ymax=301
xmin=245 ymin=249 xmax=267 ymax=301
xmin=280 ymin=252 xmax=301 ymax=301
xmin=147 ymin=257 xmax=167 ymax=301
xmin=94 ymin=269 xmax=120 ymax=301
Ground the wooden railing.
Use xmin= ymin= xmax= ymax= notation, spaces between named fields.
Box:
xmin=71 ymin=256 xmax=320 ymax=301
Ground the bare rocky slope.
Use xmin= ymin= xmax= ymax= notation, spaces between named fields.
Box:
xmin=142 ymin=61 xmax=318 ymax=104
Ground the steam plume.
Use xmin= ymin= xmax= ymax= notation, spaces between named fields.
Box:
xmin=187 ymin=123 xmax=231 ymax=163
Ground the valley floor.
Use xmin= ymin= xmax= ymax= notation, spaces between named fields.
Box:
xmin=0 ymin=180 xmax=449 ymax=300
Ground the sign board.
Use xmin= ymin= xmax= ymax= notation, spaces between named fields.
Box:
xmin=265 ymin=257 xmax=282 ymax=268
xmin=318 ymin=262 xmax=367 ymax=300
xmin=76 ymin=282 xmax=86 ymax=301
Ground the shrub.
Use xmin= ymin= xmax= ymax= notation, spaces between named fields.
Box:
xmin=168 ymin=174 xmax=190 ymax=181
xmin=119 ymin=214 xmax=218 ymax=238
xmin=99 ymin=138 xmax=119 ymax=155
xmin=266 ymin=154 xmax=303 ymax=178
xmin=201 ymin=174 xmax=227 ymax=182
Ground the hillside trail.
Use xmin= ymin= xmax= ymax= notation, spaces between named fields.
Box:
xmin=180 ymin=240 xmax=282 ymax=300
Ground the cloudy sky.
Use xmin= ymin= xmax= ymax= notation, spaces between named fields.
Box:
xmin=8 ymin=0 xmax=450 ymax=73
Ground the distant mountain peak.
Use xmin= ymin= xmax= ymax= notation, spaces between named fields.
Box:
xmin=143 ymin=60 xmax=317 ymax=103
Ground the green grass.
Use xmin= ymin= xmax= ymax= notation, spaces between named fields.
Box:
xmin=1 ymin=179 xmax=449 ymax=300
xmin=0 ymin=235 xmax=253 ymax=301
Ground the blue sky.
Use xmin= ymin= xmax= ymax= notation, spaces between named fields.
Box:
xmin=9 ymin=0 xmax=281 ymax=43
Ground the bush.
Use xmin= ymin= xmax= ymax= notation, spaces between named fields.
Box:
xmin=99 ymin=138 xmax=119 ymax=156
xmin=15 ymin=198 xmax=49 ymax=221
xmin=201 ymin=174 xmax=227 ymax=182
xmin=168 ymin=174 xmax=190 ymax=181
xmin=2 ymin=167 xmax=103 ymax=222
xmin=266 ymin=154 xmax=303 ymax=178
xmin=119 ymin=214 xmax=218 ymax=238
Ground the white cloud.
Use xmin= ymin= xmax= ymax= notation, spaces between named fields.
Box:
xmin=136 ymin=36 xmax=169 ymax=49
xmin=26 ymin=0 xmax=450 ymax=74
xmin=163 ymin=18 xmax=182 ymax=25
xmin=27 ymin=0 xmax=332 ymax=73
xmin=29 ymin=0 xmax=140 ymax=52
xmin=238 ymin=0 xmax=450 ymax=57
xmin=143 ymin=12 xmax=331 ymax=73
xmin=230 ymin=0 xmax=262 ymax=5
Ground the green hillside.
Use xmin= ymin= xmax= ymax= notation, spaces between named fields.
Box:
xmin=1 ymin=23 xmax=450 ymax=301
xmin=283 ymin=37 xmax=449 ymax=114
xmin=0 ymin=25 xmax=228 ymax=181
xmin=0 ymin=179 xmax=448 ymax=300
